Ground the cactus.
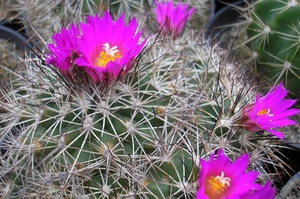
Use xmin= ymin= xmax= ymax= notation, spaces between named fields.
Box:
xmin=0 ymin=28 xmax=213 ymax=198
xmin=243 ymin=0 xmax=300 ymax=98
xmin=0 ymin=8 xmax=209 ymax=195
xmin=0 ymin=0 xmax=298 ymax=198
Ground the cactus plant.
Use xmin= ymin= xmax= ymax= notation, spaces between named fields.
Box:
xmin=243 ymin=0 xmax=300 ymax=98
xmin=0 ymin=0 xmax=299 ymax=198
xmin=0 ymin=7 xmax=205 ymax=197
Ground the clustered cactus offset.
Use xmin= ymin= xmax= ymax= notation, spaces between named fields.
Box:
xmin=243 ymin=0 xmax=300 ymax=98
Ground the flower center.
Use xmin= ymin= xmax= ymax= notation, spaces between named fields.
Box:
xmin=205 ymin=171 xmax=230 ymax=199
xmin=96 ymin=43 xmax=122 ymax=67
xmin=257 ymin=108 xmax=273 ymax=116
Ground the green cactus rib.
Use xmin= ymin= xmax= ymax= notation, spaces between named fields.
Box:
xmin=246 ymin=0 xmax=300 ymax=97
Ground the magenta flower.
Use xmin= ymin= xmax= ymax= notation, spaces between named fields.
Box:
xmin=46 ymin=11 xmax=147 ymax=84
xmin=154 ymin=0 xmax=195 ymax=39
xmin=196 ymin=149 xmax=275 ymax=199
xmin=240 ymin=82 xmax=299 ymax=139
xmin=75 ymin=12 xmax=147 ymax=83
xmin=45 ymin=24 xmax=79 ymax=77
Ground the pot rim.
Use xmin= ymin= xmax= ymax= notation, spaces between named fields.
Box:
xmin=0 ymin=17 xmax=34 ymax=51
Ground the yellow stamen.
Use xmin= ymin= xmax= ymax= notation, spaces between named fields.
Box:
xmin=157 ymin=106 xmax=165 ymax=115
xmin=33 ymin=139 xmax=43 ymax=155
xmin=96 ymin=43 xmax=122 ymax=67
xmin=257 ymin=108 xmax=272 ymax=116
xmin=205 ymin=171 xmax=230 ymax=199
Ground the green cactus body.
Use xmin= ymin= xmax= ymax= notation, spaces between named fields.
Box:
xmin=1 ymin=33 xmax=215 ymax=197
xmin=246 ymin=0 xmax=300 ymax=97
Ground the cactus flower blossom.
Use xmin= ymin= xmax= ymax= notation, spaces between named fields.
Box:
xmin=240 ymin=82 xmax=299 ymax=139
xmin=46 ymin=11 xmax=147 ymax=84
xmin=46 ymin=24 xmax=79 ymax=76
xmin=154 ymin=0 xmax=195 ymax=39
xmin=196 ymin=149 xmax=275 ymax=199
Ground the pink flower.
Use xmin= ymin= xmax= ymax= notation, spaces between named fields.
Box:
xmin=46 ymin=12 xmax=147 ymax=84
xmin=196 ymin=149 xmax=275 ymax=199
xmin=240 ymin=82 xmax=299 ymax=139
xmin=154 ymin=0 xmax=195 ymax=39
xmin=75 ymin=12 xmax=147 ymax=83
xmin=45 ymin=24 xmax=79 ymax=77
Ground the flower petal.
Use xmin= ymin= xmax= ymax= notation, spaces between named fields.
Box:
xmin=196 ymin=149 xmax=275 ymax=198
xmin=240 ymin=82 xmax=299 ymax=139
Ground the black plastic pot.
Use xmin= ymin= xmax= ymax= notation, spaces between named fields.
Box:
xmin=275 ymin=171 xmax=300 ymax=199
xmin=203 ymin=0 xmax=253 ymax=39
xmin=0 ymin=17 xmax=33 ymax=51
xmin=264 ymin=143 xmax=300 ymax=190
